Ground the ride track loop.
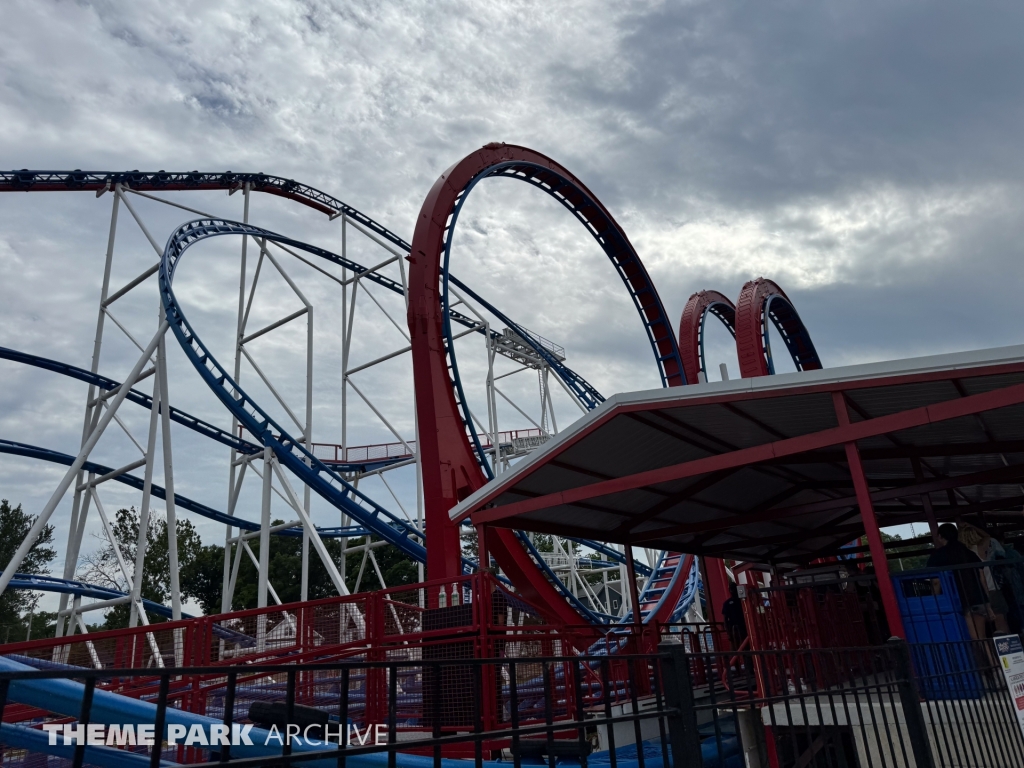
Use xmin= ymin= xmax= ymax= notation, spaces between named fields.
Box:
xmin=678 ymin=289 xmax=737 ymax=384
xmin=155 ymin=217 xmax=661 ymax=630
xmin=679 ymin=279 xmax=823 ymax=382
xmin=1 ymin=162 xmax=694 ymax=632
xmin=158 ymin=220 xmax=429 ymax=564
xmin=736 ymin=277 xmax=823 ymax=378
xmin=406 ymin=143 xmax=687 ymax=619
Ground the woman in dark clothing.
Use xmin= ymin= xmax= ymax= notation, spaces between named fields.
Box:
xmin=927 ymin=523 xmax=993 ymax=640
xmin=722 ymin=583 xmax=748 ymax=649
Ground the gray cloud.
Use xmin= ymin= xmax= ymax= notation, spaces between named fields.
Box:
xmin=2 ymin=0 xmax=1024 ymax=605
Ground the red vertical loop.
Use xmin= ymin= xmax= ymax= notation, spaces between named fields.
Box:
xmin=407 ymin=144 xmax=683 ymax=623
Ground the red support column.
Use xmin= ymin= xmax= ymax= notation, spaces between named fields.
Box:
xmin=476 ymin=523 xmax=490 ymax=572
xmin=625 ymin=549 xmax=643 ymax=630
xmin=702 ymin=557 xmax=732 ymax=625
xmin=912 ymin=458 xmax=941 ymax=543
xmin=833 ymin=392 xmax=906 ymax=639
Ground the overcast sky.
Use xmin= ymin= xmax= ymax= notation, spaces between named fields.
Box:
xmin=3 ymin=1 xmax=1024 ymax=605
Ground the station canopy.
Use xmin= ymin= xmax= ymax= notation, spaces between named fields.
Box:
xmin=452 ymin=345 xmax=1024 ymax=564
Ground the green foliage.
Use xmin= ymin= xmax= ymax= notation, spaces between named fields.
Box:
xmin=181 ymin=544 xmax=226 ymax=615
xmin=82 ymin=511 xmax=420 ymax=620
xmin=80 ymin=506 xmax=202 ymax=629
xmin=0 ymin=499 xmax=56 ymax=635
xmin=0 ymin=496 xmax=426 ymax=635
xmin=227 ymin=526 xmax=417 ymax=610
xmin=881 ymin=531 xmax=931 ymax=572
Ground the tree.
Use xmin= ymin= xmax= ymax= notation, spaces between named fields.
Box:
xmin=0 ymin=499 xmax=56 ymax=638
xmin=77 ymin=509 xmax=423 ymax=620
xmin=78 ymin=507 xmax=202 ymax=628
xmin=226 ymin=524 xmax=418 ymax=611
xmin=881 ymin=531 xmax=931 ymax=572
xmin=181 ymin=544 xmax=225 ymax=615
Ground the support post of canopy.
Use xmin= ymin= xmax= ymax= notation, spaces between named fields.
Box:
xmin=702 ymin=557 xmax=732 ymax=624
xmin=912 ymin=457 xmax=941 ymax=543
xmin=833 ymin=392 xmax=906 ymax=639
xmin=476 ymin=523 xmax=490 ymax=572
xmin=625 ymin=548 xmax=643 ymax=630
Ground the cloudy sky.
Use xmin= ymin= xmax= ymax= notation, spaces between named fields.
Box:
xmin=2 ymin=1 xmax=1024 ymax=606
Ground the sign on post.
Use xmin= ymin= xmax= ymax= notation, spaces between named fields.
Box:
xmin=994 ymin=634 xmax=1024 ymax=739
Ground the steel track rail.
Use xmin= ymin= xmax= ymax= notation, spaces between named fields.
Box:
xmin=410 ymin=145 xmax=693 ymax=626
xmin=0 ymin=439 xmax=368 ymax=539
xmin=736 ymin=277 xmax=822 ymax=378
xmin=0 ymin=347 xmax=647 ymax=578
xmin=160 ymin=219 xmax=429 ymax=561
xmin=2 ymin=169 xmax=676 ymax=624
xmin=160 ymin=219 xmax=660 ymax=623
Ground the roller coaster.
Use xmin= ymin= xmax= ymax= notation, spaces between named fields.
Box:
xmin=0 ymin=146 xmax=821 ymax=763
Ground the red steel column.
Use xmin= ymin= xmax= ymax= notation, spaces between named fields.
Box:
xmin=702 ymin=557 xmax=732 ymax=624
xmin=832 ymin=392 xmax=906 ymax=639
xmin=912 ymin=458 xmax=941 ymax=543
xmin=476 ymin=523 xmax=490 ymax=572
xmin=625 ymin=550 xmax=643 ymax=630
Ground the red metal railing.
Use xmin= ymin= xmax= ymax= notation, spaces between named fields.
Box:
xmin=1 ymin=575 xmax=705 ymax=738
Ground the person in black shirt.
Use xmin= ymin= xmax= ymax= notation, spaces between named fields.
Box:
xmin=927 ymin=523 xmax=992 ymax=640
xmin=721 ymin=583 xmax=748 ymax=649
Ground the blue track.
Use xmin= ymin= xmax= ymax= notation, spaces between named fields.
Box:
xmin=8 ymin=573 xmax=191 ymax=621
xmin=0 ymin=347 xmax=648 ymax=580
xmin=0 ymin=439 xmax=368 ymax=539
xmin=159 ymin=218 xmax=671 ymax=624
xmin=161 ymin=220 xmax=430 ymax=561
xmin=0 ymin=168 xmax=684 ymax=624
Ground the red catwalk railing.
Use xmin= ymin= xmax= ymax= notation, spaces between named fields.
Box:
xmin=0 ymin=574 xmax=707 ymax=731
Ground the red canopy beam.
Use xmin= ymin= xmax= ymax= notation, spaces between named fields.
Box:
xmin=472 ymin=379 xmax=1024 ymax=526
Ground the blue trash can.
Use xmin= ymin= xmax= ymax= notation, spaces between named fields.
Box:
xmin=892 ymin=570 xmax=982 ymax=699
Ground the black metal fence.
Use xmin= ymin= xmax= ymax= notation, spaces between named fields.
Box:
xmin=0 ymin=653 xmax=675 ymax=768
xmin=661 ymin=637 xmax=1024 ymax=768
xmin=1 ymin=639 xmax=1022 ymax=767
xmin=908 ymin=638 xmax=1024 ymax=767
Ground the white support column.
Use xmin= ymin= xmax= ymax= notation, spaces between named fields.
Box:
xmin=414 ymin=399 xmax=425 ymax=590
xmin=270 ymin=460 xmax=351 ymax=599
xmin=301 ymin=301 xmax=313 ymax=602
xmin=339 ymin=216 xmax=351 ymax=591
xmin=57 ymin=189 xmax=122 ymax=638
xmin=256 ymin=444 xmax=273 ymax=653
xmin=257 ymin=446 xmax=273 ymax=610
xmin=222 ymin=182 xmax=250 ymax=614
xmin=128 ymin=325 xmax=164 ymax=629
xmin=157 ymin=335 xmax=181 ymax=625
xmin=485 ymin=323 xmax=501 ymax=477
xmin=340 ymin=215 xmax=348 ymax=460
xmin=544 ymin=367 xmax=558 ymax=434
xmin=618 ymin=544 xmax=631 ymax=618
xmin=0 ymin=321 xmax=167 ymax=595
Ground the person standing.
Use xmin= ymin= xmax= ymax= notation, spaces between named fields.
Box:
xmin=722 ymin=583 xmax=748 ymax=649
xmin=927 ymin=523 xmax=993 ymax=640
